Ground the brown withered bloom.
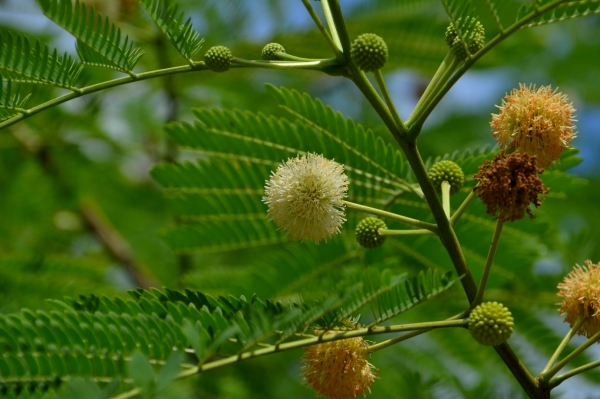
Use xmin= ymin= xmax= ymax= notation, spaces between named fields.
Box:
xmin=558 ymin=260 xmax=600 ymax=340
xmin=473 ymin=153 xmax=549 ymax=222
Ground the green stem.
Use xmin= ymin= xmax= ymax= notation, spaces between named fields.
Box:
xmin=368 ymin=319 xmax=468 ymax=352
xmin=343 ymin=200 xmax=438 ymax=233
xmin=0 ymin=64 xmax=200 ymax=131
xmin=472 ymin=219 xmax=504 ymax=306
xmin=373 ymin=69 xmax=407 ymax=132
xmin=541 ymin=318 xmax=585 ymax=376
xmin=408 ymin=52 xmax=455 ymax=125
xmin=321 ymin=0 xmax=343 ymax=56
xmin=407 ymin=56 xmax=460 ymax=139
xmin=399 ymin=142 xmax=476 ymax=297
xmin=450 ymin=190 xmax=477 ymax=227
xmin=232 ymin=57 xmax=340 ymax=70
xmin=378 ymin=228 xmax=437 ymax=236
xmin=177 ymin=319 xmax=468 ymax=379
xmin=397 ymin=140 xmax=541 ymax=399
xmin=327 ymin=0 xmax=352 ymax=56
xmin=441 ymin=181 xmax=451 ymax=219
xmin=0 ymin=59 xmax=342 ymax=132
xmin=274 ymin=53 xmax=321 ymax=62
xmin=368 ymin=311 xmax=469 ymax=352
xmin=350 ymin=69 xmax=404 ymax=140
xmin=111 ymin=388 xmax=142 ymax=399
xmin=301 ymin=0 xmax=343 ymax=61
xmin=540 ymin=328 xmax=600 ymax=382
xmin=549 ymin=359 xmax=600 ymax=389
xmin=407 ymin=0 xmax=576 ymax=133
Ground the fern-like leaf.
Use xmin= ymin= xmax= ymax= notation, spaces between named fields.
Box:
xmin=139 ymin=0 xmax=204 ymax=62
xmin=0 ymin=33 xmax=83 ymax=88
xmin=518 ymin=0 xmax=600 ymax=28
xmin=151 ymin=87 xmax=418 ymax=253
xmin=0 ymin=268 xmax=453 ymax=396
xmin=36 ymin=0 xmax=144 ymax=73
xmin=0 ymin=76 xmax=30 ymax=122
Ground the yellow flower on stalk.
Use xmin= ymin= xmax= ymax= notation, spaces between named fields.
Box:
xmin=558 ymin=260 xmax=600 ymax=339
xmin=302 ymin=334 xmax=377 ymax=399
xmin=491 ymin=84 xmax=577 ymax=168
xmin=263 ymin=153 xmax=349 ymax=243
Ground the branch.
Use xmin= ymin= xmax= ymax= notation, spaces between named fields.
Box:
xmin=79 ymin=198 xmax=158 ymax=289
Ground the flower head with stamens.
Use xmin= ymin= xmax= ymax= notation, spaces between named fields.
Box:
xmin=263 ymin=153 xmax=349 ymax=243
xmin=558 ymin=260 xmax=600 ymax=340
xmin=302 ymin=333 xmax=377 ymax=399
xmin=473 ymin=152 xmax=549 ymax=222
xmin=491 ymin=84 xmax=577 ymax=167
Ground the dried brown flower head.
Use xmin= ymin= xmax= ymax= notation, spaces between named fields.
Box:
xmin=302 ymin=334 xmax=377 ymax=399
xmin=473 ymin=153 xmax=549 ymax=222
xmin=491 ymin=84 xmax=577 ymax=168
xmin=558 ymin=260 xmax=600 ymax=339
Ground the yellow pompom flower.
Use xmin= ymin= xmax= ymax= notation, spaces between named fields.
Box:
xmin=491 ymin=84 xmax=577 ymax=168
xmin=263 ymin=153 xmax=349 ymax=243
xmin=558 ymin=260 xmax=600 ymax=339
xmin=302 ymin=334 xmax=377 ymax=399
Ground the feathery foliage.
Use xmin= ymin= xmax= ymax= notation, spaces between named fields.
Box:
xmin=151 ymin=86 xmax=415 ymax=253
xmin=0 ymin=267 xmax=455 ymax=397
xmin=139 ymin=0 xmax=204 ymax=62
xmin=0 ymin=33 xmax=83 ymax=88
xmin=35 ymin=0 xmax=144 ymax=73
xmin=519 ymin=0 xmax=600 ymax=28
xmin=0 ymin=76 xmax=30 ymax=122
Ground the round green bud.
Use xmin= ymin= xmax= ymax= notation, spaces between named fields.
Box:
xmin=445 ymin=17 xmax=485 ymax=60
xmin=469 ymin=302 xmax=514 ymax=346
xmin=350 ymin=33 xmax=388 ymax=72
xmin=204 ymin=45 xmax=233 ymax=72
xmin=355 ymin=217 xmax=387 ymax=249
xmin=428 ymin=160 xmax=465 ymax=195
xmin=262 ymin=43 xmax=285 ymax=60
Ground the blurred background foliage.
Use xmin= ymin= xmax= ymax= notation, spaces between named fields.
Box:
xmin=0 ymin=0 xmax=599 ymax=398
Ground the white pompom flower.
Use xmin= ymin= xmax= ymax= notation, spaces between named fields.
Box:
xmin=263 ymin=153 xmax=349 ymax=243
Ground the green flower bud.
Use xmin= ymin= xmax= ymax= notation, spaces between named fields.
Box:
xmin=445 ymin=17 xmax=485 ymax=60
xmin=262 ymin=43 xmax=285 ymax=60
xmin=350 ymin=33 xmax=388 ymax=72
xmin=428 ymin=160 xmax=465 ymax=195
xmin=204 ymin=45 xmax=233 ymax=72
xmin=469 ymin=302 xmax=514 ymax=346
xmin=355 ymin=217 xmax=387 ymax=249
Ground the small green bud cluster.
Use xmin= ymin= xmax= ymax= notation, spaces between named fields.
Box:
xmin=445 ymin=17 xmax=485 ymax=60
xmin=204 ymin=45 xmax=233 ymax=72
xmin=469 ymin=302 xmax=514 ymax=346
xmin=350 ymin=33 xmax=388 ymax=72
xmin=355 ymin=217 xmax=387 ymax=249
xmin=428 ymin=160 xmax=464 ymax=195
xmin=262 ymin=43 xmax=285 ymax=60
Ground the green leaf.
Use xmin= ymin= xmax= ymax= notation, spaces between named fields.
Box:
xmin=518 ymin=0 xmax=600 ymax=28
xmin=139 ymin=0 xmax=204 ymax=62
xmin=0 ymin=33 xmax=83 ymax=88
xmin=0 ymin=75 xmax=30 ymax=122
xmin=151 ymin=85 xmax=417 ymax=253
xmin=36 ymin=0 xmax=144 ymax=73
xmin=129 ymin=352 xmax=155 ymax=394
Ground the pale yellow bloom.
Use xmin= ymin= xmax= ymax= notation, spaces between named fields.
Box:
xmin=558 ymin=260 xmax=600 ymax=339
xmin=263 ymin=153 xmax=348 ymax=243
xmin=491 ymin=84 xmax=576 ymax=167
xmin=302 ymin=334 xmax=377 ymax=399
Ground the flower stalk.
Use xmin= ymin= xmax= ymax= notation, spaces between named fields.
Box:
xmin=343 ymin=200 xmax=438 ymax=233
